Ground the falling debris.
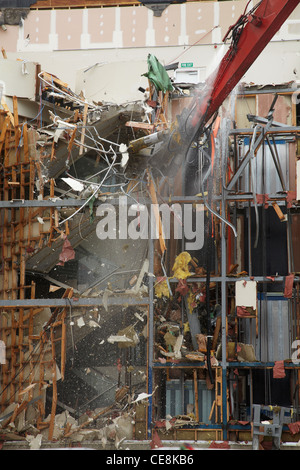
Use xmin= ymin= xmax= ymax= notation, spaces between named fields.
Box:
xmin=61 ymin=177 xmax=85 ymax=192
xmin=0 ymin=0 xmax=300 ymax=451
xmin=26 ymin=434 xmax=43 ymax=450
xmin=110 ymin=325 xmax=140 ymax=348
xmin=133 ymin=392 xmax=154 ymax=403
xmin=57 ymin=236 xmax=76 ymax=266
xmin=172 ymin=252 xmax=193 ymax=280
xmin=77 ymin=317 xmax=85 ymax=328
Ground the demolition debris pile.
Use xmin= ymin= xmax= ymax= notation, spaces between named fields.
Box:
xmin=0 ymin=48 xmax=300 ymax=450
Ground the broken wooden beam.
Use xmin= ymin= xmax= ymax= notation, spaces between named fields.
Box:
xmin=126 ymin=121 xmax=154 ymax=132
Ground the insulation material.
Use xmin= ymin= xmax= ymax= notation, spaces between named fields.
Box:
xmin=155 ymin=278 xmax=170 ymax=298
xmin=175 ymin=279 xmax=189 ymax=296
xmin=273 ymin=360 xmax=286 ymax=379
xmin=57 ymin=236 xmax=75 ymax=266
xmin=284 ymin=273 xmax=294 ymax=298
xmin=173 ymin=335 xmax=183 ymax=359
xmin=164 ymin=331 xmax=177 ymax=348
xmin=26 ymin=434 xmax=43 ymax=450
xmin=236 ymin=306 xmax=254 ymax=317
xmin=288 ymin=421 xmax=300 ymax=435
xmin=172 ymin=252 xmax=192 ymax=279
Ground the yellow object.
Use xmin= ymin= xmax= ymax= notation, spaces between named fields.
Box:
xmin=155 ymin=279 xmax=170 ymax=298
xmin=172 ymin=251 xmax=191 ymax=279
xmin=187 ymin=290 xmax=196 ymax=313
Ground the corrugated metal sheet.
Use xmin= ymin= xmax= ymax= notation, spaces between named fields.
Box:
xmin=240 ymin=140 xmax=289 ymax=196
xmin=245 ymin=294 xmax=291 ymax=362
xmin=166 ymin=379 xmax=214 ymax=423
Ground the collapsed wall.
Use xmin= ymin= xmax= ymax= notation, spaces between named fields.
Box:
xmin=0 ymin=52 xmax=300 ymax=450
xmin=0 ymin=60 xmax=153 ymax=446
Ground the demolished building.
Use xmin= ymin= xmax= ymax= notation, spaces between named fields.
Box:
xmin=0 ymin=0 xmax=300 ymax=451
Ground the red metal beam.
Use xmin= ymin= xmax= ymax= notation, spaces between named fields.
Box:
xmin=190 ymin=0 xmax=300 ymax=130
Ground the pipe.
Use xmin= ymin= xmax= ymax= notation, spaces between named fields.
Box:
xmin=198 ymin=135 xmax=237 ymax=238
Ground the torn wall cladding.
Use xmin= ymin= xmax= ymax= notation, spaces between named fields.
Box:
xmin=0 ymin=51 xmax=300 ymax=449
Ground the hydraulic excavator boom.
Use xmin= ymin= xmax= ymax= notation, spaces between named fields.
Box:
xmin=187 ymin=0 xmax=300 ymax=138
xmin=154 ymin=0 xmax=300 ymax=175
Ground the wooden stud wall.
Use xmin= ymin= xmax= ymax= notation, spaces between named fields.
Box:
xmin=0 ymin=96 xmax=71 ymax=440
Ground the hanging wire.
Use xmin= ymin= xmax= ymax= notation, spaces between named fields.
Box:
xmin=249 ymin=125 xmax=260 ymax=248
xmin=38 ymin=71 xmax=97 ymax=110
xmin=167 ymin=25 xmax=220 ymax=66
xmin=199 ymin=133 xmax=237 ymax=238
xmin=58 ymin=153 xmax=118 ymax=226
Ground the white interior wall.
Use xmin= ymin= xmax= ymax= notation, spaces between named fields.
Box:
xmin=3 ymin=38 xmax=299 ymax=105
xmin=0 ymin=1 xmax=299 ymax=103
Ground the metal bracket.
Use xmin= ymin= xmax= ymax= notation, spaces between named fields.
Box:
xmin=252 ymin=404 xmax=292 ymax=450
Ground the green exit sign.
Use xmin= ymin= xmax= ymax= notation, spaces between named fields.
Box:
xmin=181 ymin=62 xmax=193 ymax=68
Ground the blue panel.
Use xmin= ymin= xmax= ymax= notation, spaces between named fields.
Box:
xmin=165 ymin=379 xmax=214 ymax=423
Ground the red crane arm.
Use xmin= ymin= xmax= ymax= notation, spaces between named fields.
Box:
xmin=189 ymin=0 xmax=300 ymax=131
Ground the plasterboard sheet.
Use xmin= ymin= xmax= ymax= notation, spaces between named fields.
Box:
xmin=75 ymin=61 xmax=148 ymax=105
xmin=235 ymin=280 xmax=257 ymax=309
xmin=0 ymin=59 xmax=38 ymax=100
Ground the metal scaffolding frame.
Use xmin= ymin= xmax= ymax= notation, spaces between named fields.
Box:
xmin=0 ymin=77 xmax=300 ymax=443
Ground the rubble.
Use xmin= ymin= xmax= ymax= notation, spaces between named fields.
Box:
xmin=0 ymin=55 xmax=154 ymax=446
xmin=0 ymin=21 xmax=300 ymax=448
